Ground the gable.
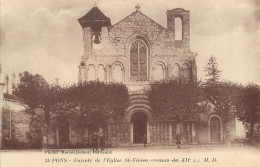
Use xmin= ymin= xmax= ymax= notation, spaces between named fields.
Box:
xmin=112 ymin=11 xmax=166 ymax=30
xmin=110 ymin=11 xmax=168 ymax=41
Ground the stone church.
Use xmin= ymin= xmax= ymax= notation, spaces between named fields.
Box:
xmin=75 ymin=5 xmax=236 ymax=147
xmin=1 ymin=5 xmax=240 ymax=149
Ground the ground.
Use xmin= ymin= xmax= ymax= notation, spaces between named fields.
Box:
xmin=1 ymin=145 xmax=260 ymax=167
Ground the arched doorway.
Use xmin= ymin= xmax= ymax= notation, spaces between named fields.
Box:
xmin=131 ymin=112 xmax=148 ymax=143
xmin=210 ymin=117 xmax=221 ymax=142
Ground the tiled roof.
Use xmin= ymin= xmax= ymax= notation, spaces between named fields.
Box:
xmin=78 ymin=7 xmax=111 ymax=28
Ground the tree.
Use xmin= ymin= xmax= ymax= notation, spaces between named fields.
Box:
xmin=203 ymin=81 xmax=243 ymax=120
xmin=65 ymin=81 xmax=129 ymax=133
xmin=148 ymin=80 xmax=207 ymax=122
xmin=13 ymin=72 xmax=129 ymax=148
xmin=147 ymin=80 xmax=208 ymax=143
xmin=204 ymin=55 xmax=221 ymax=83
xmin=13 ymin=71 xmax=69 ymax=148
xmin=13 ymin=71 xmax=50 ymax=147
xmin=236 ymin=84 xmax=260 ymax=139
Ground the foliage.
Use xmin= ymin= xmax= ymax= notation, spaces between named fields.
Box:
xmin=13 ymin=71 xmax=50 ymax=123
xmin=235 ymin=84 xmax=260 ymax=135
xmin=62 ymin=81 xmax=129 ymax=131
xmin=147 ymin=80 xmax=207 ymax=122
xmin=203 ymin=81 xmax=243 ymax=119
xmin=13 ymin=71 xmax=129 ymax=145
xmin=204 ymin=55 xmax=221 ymax=83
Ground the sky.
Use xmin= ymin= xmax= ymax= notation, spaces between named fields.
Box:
xmin=1 ymin=0 xmax=260 ymax=85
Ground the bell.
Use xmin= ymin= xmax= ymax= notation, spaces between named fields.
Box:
xmin=93 ymin=32 xmax=101 ymax=44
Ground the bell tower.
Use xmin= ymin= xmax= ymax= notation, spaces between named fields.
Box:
xmin=78 ymin=6 xmax=111 ymax=55
xmin=166 ymin=8 xmax=190 ymax=49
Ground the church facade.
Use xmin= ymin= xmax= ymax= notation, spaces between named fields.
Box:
xmin=74 ymin=5 xmax=236 ymax=147
xmin=0 ymin=5 xmax=239 ymax=149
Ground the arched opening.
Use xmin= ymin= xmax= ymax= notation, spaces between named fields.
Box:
xmin=175 ymin=17 xmax=182 ymax=40
xmin=131 ymin=112 xmax=148 ymax=143
xmin=113 ymin=64 xmax=123 ymax=83
xmin=59 ymin=118 xmax=70 ymax=148
xmin=210 ymin=117 xmax=221 ymax=142
xmin=97 ymin=65 xmax=105 ymax=82
xmin=88 ymin=64 xmax=96 ymax=81
xmin=154 ymin=63 xmax=164 ymax=81
xmin=172 ymin=63 xmax=180 ymax=79
xmin=130 ymin=39 xmax=148 ymax=81
xmin=91 ymin=26 xmax=102 ymax=49
xmin=182 ymin=63 xmax=191 ymax=82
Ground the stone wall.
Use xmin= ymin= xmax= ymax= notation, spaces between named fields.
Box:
xmin=79 ymin=9 xmax=197 ymax=86
xmin=2 ymin=108 xmax=31 ymax=143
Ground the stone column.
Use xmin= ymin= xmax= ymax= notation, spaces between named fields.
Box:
xmin=147 ymin=121 xmax=150 ymax=143
xmin=107 ymin=124 xmax=112 ymax=145
xmin=104 ymin=67 xmax=107 ymax=83
xmin=187 ymin=123 xmax=191 ymax=143
xmin=165 ymin=124 xmax=168 ymax=143
xmin=169 ymin=123 xmax=172 ymax=145
xmin=130 ymin=121 xmax=133 ymax=143
xmin=160 ymin=124 xmax=164 ymax=143
xmin=167 ymin=65 xmax=173 ymax=79
xmin=191 ymin=122 xmax=197 ymax=144
xmin=56 ymin=124 xmax=59 ymax=147
xmin=152 ymin=67 xmax=155 ymax=81
xmin=105 ymin=65 xmax=110 ymax=82
xmin=156 ymin=123 xmax=160 ymax=143
xmin=85 ymin=66 xmax=89 ymax=82
xmin=122 ymin=67 xmax=125 ymax=83
xmin=95 ymin=67 xmax=98 ymax=80
xmin=69 ymin=120 xmax=72 ymax=144
xmin=109 ymin=65 xmax=113 ymax=82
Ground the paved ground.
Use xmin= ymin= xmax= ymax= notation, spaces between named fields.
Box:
xmin=1 ymin=145 xmax=260 ymax=167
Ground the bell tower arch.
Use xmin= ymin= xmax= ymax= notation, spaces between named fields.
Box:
xmin=78 ymin=6 xmax=111 ymax=54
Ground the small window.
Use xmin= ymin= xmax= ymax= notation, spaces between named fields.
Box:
xmin=175 ymin=17 xmax=182 ymax=40
xmin=88 ymin=64 xmax=96 ymax=81
xmin=154 ymin=64 xmax=164 ymax=81
xmin=97 ymin=65 xmax=105 ymax=82
xmin=113 ymin=64 xmax=123 ymax=83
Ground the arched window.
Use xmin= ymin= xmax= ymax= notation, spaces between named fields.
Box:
xmin=154 ymin=63 xmax=165 ymax=81
xmin=175 ymin=17 xmax=182 ymax=40
xmin=113 ymin=64 xmax=123 ymax=83
xmin=88 ymin=64 xmax=95 ymax=81
xmin=172 ymin=63 xmax=180 ymax=79
xmin=97 ymin=65 xmax=105 ymax=82
xmin=130 ymin=40 xmax=148 ymax=81
xmin=182 ymin=63 xmax=191 ymax=82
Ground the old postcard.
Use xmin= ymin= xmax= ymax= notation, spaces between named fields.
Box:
xmin=1 ymin=0 xmax=260 ymax=167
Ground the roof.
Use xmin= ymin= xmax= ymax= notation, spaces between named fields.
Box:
xmin=4 ymin=93 xmax=19 ymax=102
xmin=78 ymin=7 xmax=111 ymax=28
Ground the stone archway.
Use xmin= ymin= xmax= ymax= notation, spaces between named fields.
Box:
xmin=131 ymin=112 xmax=148 ymax=143
xmin=125 ymin=94 xmax=152 ymax=144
